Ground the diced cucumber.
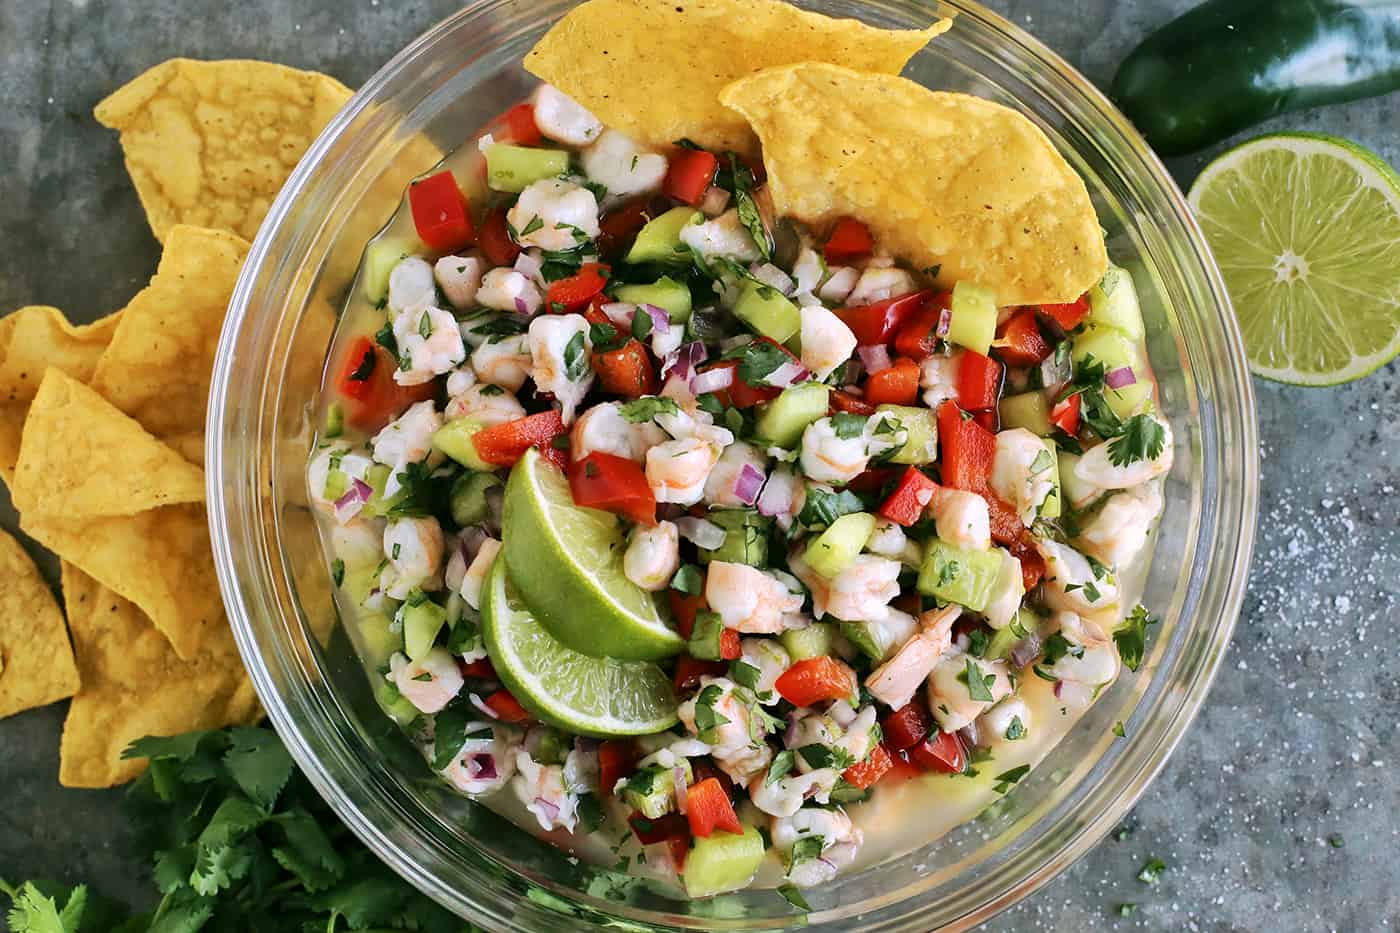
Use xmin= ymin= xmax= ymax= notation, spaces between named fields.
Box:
xmin=1058 ymin=450 xmax=1105 ymax=511
xmin=838 ymin=621 xmax=885 ymax=662
xmin=698 ymin=509 xmax=770 ymax=567
xmin=626 ymin=207 xmax=702 ymax=264
xmin=402 ymin=599 xmax=448 ymax=661
xmin=357 ymin=612 xmax=403 ymax=667
xmin=877 ymin=404 xmax=937 ymax=464
xmin=613 ymin=276 xmax=693 ymax=324
xmin=688 ymin=611 xmax=727 ymax=661
xmin=323 ymin=467 xmax=350 ymax=503
xmin=1039 ymin=444 xmax=1062 ymax=519
xmin=999 ymin=391 xmax=1053 ymax=437
xmin=1071 ymin=326 xmax=1151 ymax=419
xmin=324 ymin=402 xmax=345 ymax=439
xmin=733 ymin=281 xmax=801 ymax=344
xmin=805 ymin=512 xmax=877 ymax=579
xmin=363 ymin=464 xmax=400 ymax=517
xmin=362 ymin=237 xmax=416 ymax=304
xmin=532 ymin=727 xmax=571 ymax=766
xmin=683 ymin=826 xmax=765 ymax=898
xmin=451 ymin=471 xmax=503 ymax=527
xmin=622 ymin=761 xmax=693 ymax=818
xmin=781 ymin=622 xmax=836 ymax=661
xmin=375 ymin=679 xmax=422 ymax=727
xmin=986 ymin=608 xmax=1037 ymax=661
xmin=946 ymin=281 xmax=998 ymax=355
xmin=917 ymin=539 xmax=1004 ymax=612
xmin=1088 ymin=265 xmax=1145 ymax=340
xmin=484 ymin=144 xmax=571 ymax=193
xmin=754 ymin=382 xmax=830 ymax=449
xmin=433 ymin=417 xmax=493 ymax=471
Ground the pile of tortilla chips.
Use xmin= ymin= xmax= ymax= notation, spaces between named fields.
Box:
xmin=0 ymin=59 xmax=349 ymax=788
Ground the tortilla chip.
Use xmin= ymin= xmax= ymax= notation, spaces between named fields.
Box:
xmin=94 ymin=59 xmax=353 ymax=242
xmin=89 ymin=225 xmax=250 ymax=463
xmin=719 ymin=64 xmax=1108 ymax=305
xmin=0 ymin=307 xmax=124 ymax=480
xmin=524 ymin=0 xmax=949 ymax=155
xmin=0 ymin=530 xmax=80 ymax=719
xmin=12 ymin=369 xmax=204 ymax=520
xmin=22 ymin=504 xmax=223 ymax=660
xmin=59 ymin=563 xmax=259 ymax=788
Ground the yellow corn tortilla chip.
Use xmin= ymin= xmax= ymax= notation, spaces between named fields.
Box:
xmin=524 ymin=0 xmax=949 ymax=155
xmin=22 ymin=503 xmax=223 ymax=661
xmin=12 ymin=369 xmax=204 ymax=520
xmin=0 ymin=529 xmax=80 ymax=720
xmin=59 ymin=562 xmax=259 ymax=788
xmin=0 ymin=307 xmax=124 ymax=480
xmin=719 ymin=63 xmax=1109 ymax=305
xmin=94 ymin=58 xmax=353 ymax=242
xmin=90 ymin=225 xmax=250 ymax=464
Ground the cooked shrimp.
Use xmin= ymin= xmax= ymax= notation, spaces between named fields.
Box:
xmin=382 ymin=516 xmax=445 ymax=599
xmin=857 ymin=607 xmax=920 ymax=663
xmin=476 ymin=268 xmax=544 ymax=315
xmin=864 ymin=518 xmax=908 ymax=559
xmin=749 ymin=768 xmax=839 ymax=818
xmin=329 ymin=516 xmax=385 ymax=567
xmin=1076 ymin=481 xmax=1163 ymax=569
xmin=679 ymin=208 xmax=760 ymax=262
xmin=440 ymin=724 xmax=519 ymax=795
xmin=920 ymin=351 xmax=962 ymax=410
xmin=531 ymin=84 xmax=603 ymax=146
xmin=866 ymin=605 xmax=958 ymax=709
xmin=1074 ymin=415 xmax=1173 ymax=489
xmin=980 ymin=696 xmax=1032 ymax=743
xmin=677 ymin=677 xmax=773 ymax=785
xmin=392 ymin=304 xmax=467 ymax=386
xmin=705 ymin=562 xmax=805 ymax=634
xmin=738 ymin=637 xmax=791 ymax=704
xmin=799 ymin=416 xmax=871 ymax=485
xmin=458 ymin=538 xmax=501 ymax=610
xmin=646 ymin=435 xmax=727 ymax=506
xmin=387 ymin=256 xmax=436 ymax=312
xmin=703 ymin=441 xmax=768 ymax=508
xmin=990 ymin=428 xmax=1057 ymax=524
xmin=1044 ymin=611 xmax=1120 ymax=686
xmin=571 ymin=400 xmax=667 ymax=462
xmin=929 ymin=487 xmax=991 ymax=552
xmin=581 ymin=129 xmax=668 ymax=198
xmin=798 ymin=305 xmax=858 ymax=381
xmin=927 ymin=653 xmax=1013 ymax=732
xmin=846 ymin=266 xmax=917 ymax=305
xmin=623 ymin=521 xmax=680 ymax=592
xmin=1036 ymin=539 xmax=1120 ymax=614
xmin=792 ymin=553 xmax=901 ymax=624
xmin=445 ymin=384 xmax=527 ymax=426
xmin=528 ymin=313 xmax=594 ymax=424
xmin=388 ymin=648 xmax=463 ymax=714
xmin=307 ymin=444 xmax=374 ymax=513
xmin=470 ymin=334 xmax=532 ymax=392
xmin=371 ymin=400 xmax=442 ymax=498
xmin=772 ymin=807 xmax=864 ymax=888
xmin=511 ymin=749 xmax=581 ymax=832
xmin=506 ymin=178 xmax=601 ymax=252
xmin=434 ymin=254 xmax=485 ymax=310
xmin=982 ymin=548 xmax=1025 ymax=631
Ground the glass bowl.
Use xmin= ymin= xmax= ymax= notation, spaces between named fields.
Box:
xmin=207 ymin=1 xmax=1258 ymax=929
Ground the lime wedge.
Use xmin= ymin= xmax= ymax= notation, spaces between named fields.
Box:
xmin=1188 ymin=132 xmax=1400 ymax=386
xmin=502 ymin=447 xmax=684 ymax=660
xmin=481 ymin=559 xmax=678 ymax=737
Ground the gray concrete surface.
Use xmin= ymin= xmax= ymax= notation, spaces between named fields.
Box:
xmin=1 ymin=1 xmax=1397 ymax=930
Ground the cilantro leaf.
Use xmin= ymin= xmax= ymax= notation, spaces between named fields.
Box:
xmin=786 ymin=835 xmax=826 ymax=872
xmin=777 ymin=883 xmax=811 ymax=911
xmin=797 ymin=487 xmax=864 ymax=528
xmin=431 ymin=697 xmax=476 ymax=771
xmin=271 ymin=809 xmax=347 ymax=892
xmin=692 ymin=684 xmax=732 ymax=740
xmin=5 ymin=881 xmax=72 ymax=933
xmin=1114 ymin=603 xmax=1159 ymax=672
xmin=1005 ymin=716 xmax=1027 ymax=740
xmin=619 ymin=396 xmax=680 ymax=423
xmin=766 ymin=749 xmax=797 ymax=786
xmin=562 ymin=331 xmax=590 ymax=382
xmin=1107 ymin=414 xmax=1166 ymax=467
xmin=797 ymin=744 xmax=855 ymax=771
xmin=589 ymin=321 xmax=626 ymax=352
xmin=992 ymin=764 xmax=1031 ymax=794
xmin=734 ymin=188 xmax=771 ymax=261
xmin=829 ymin=412 xmax=867 ymax=439
xmin=960 ymin=658 xmax=995 ymax=702
xmin=723 ymin=340 xmax=789 ymax=386
xmin=669 ymin=563 xmax=703 ymax=596
xmin=222 ymin=726 xmax=294 ymax=810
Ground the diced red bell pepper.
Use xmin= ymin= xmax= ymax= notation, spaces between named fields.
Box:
xmin=483 ymin=689 xmax=531 ymax=724
xmin=774 ymin=657 xmax=857 ymax=708
xmin=1039 ymin=295 xmax=1091 ymax=332
xmin=408 ymin=171 xmax=475 ymax=254
xmin=674 ymin=656 xmax=727 ymax=693
xmin=910 ymin=729 xmax=967 ymax=774
xmin=836 ymin=290 xmax=934 ymax=347
xmin=972 ymin=409 xmax=999 ymax=432
xmin=629 ymin=811 xmax=689 ymax=846
xmin=337 ymin=338 xmax=437 ymax=432
xmin=994 ymin=310 xmax=1052 ymax=367
xmin=864 ymin=357 xmax=921 ymax=407
xmin=1009 ymin=532 xmax=1047 ymax=591
xmin=685 ymin=777 xmax=743 ymax=837
xmin=594 ymin=339 xmax=658 ymax=399
xmin=690 ymin=758 xmax=735 ymax=799
xmin=936 ymin=400 xmax=997 ymax=494
xmin=881 ymin=702 xmax=931 ymax=751
xmin=472 ymin=411 xmax=567 ymax=467
xmin=846 ymin=466 xmax=898 ymax=495
xmin=484 ymin=102 xmax=543 ymax=146
xmin=536 ymin=442 xmax=569 ymax=471
xmin=478 ymin=206 xmax=521 ymax=267
xmin=828 ymin=388 xmax=876 ymax=416
xmin=719 ymin=628 xmax=742 ymax=661
xmin=824 ymin=216 xmax=874 ymax=263
xmin=668 ymin=590 xmax=707 ymax=640
xmin=568 ymin=451 xmax=657 ymax=525
xmin=598 ymin=741 xmax=639 ymax=797
xmin=663 ymin=149 xmax=719 ymax=205
xmin=987 ymin=494 xmax=1024 ymax=547
xmin=841 ymin=743 xmax=894 ymax=790
xmin=1050 ymin=393 xmax=1081 ymax=435
xmin=885 ymin=749 xmax=924 ymax=783
xmin=597 ymin=197 xmax=654 ymax=259
xmin=956 ymin=350 xmax=1005 ymax=412
xmin=545 ymin=262 xmax=611 ymax=313
xmin=699 ymin=360 xmax=781 ymax=408
xmin=877 ymin=466 xmax=939 ymax=527
xmin=892 ymin=290 xmax=954 ymax=360
xmin=457 ymin=658 xmax=498 ymax=680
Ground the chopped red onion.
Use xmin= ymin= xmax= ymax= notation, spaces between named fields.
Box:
xmin=675 ymin=516 xmax=726 ymax=550
xmin=699 ymin=186 xmax=731 ymax=217
xmin=513 ymin=296 xmax=529 ymax=316
xmin=828 ymin=699 xmax=857 ymax=728
xmin=936 ymin=307 xmax=953 ymax=338
xmin=532 ymin=797 xmax=560 ymax=822
xmin=1105 ymin=366 xmax=1137 ymax=389
xmin=333 ymin=478 xmax=372 ymax=524
xmin=766 ymin=360 xmax=810 ymax=389
xmin=958 ymin=722 xmax=980 ymax=750
xmin=757 ymin=466 xmax=795 ymax=517
xmin=466 ymin=753 xmax=498 ymax=781
xmin=733 ymin=463 xmax=765 ymax=506
xmin=661 ymin=340 xmax=707 ymax=382
xmin=601 ymin=301 xmax=634 ymax=326
xmin=1039 ymin=353 xmax=1072 ymax=396
xmin=513 ymin=251 xmax=542 ymax=282
xmin=673 ymin=766 xmax=690 ymax=814
xmin=469 ymin=693 xmax=499 ymax=719
xmin=749 ymin=262 xmax=795 ymax=296
xmin=642 ymin=303 xmax=671 ymax=331
xmin=459 ymin=526 xmax=490 ymax=566
xmin=784 ymin=711 xmax=802 ymax=748
xmin=690 ymin=366 xmax=734 ymax=395
xmin=1009 ymin=633 xmax=1042 ymax=669
xmin=1055 ymin=679 xmax=1094 ymax=708
xmin=857 ymin=344 xmax=892 ymax=374
xmin=841 ymin=358 xmax=864 ymax=387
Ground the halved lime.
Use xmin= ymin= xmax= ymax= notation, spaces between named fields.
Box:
xmin=1188 ymin=132 xmax=1400 ymax=385
xmin=481 ymin=559 xmax=678 ymax=737
xmin=502 ymin=447 xmax=683 ymax=660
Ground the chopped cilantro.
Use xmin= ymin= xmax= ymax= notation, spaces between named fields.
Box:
xmin=797 ymin=744 xmax=854 ymax=771
xmin=830 ymin=412 xmax=868 ymax=439
xmin=1107 ymin=414 xmax=1167 ymax=467
xmin=787 ymin=835 xmax=826 ymax=872
xmin=630 ymin=308 xmax=654 ymax=340
xmin=1114 ymin=603 xmax=1159 ymax=672
xmin=520 ymin=215 xmax=544 ymax=237
xmin=619 ymin=396 xmax=680 ymax=423
xmin=959 ymin=658 xmax=996 ymax=702
xmin=723 ymin=339 xmax=790 ymax=386
xmin=766 ymin=749 xmax=796 ymax=786
xmin=729 ymin=660 xmax=762 ymax=693
xmin=589 ymin=321 xmax=626 ymax=352
xmin=670 ymin=564 xmax=703 ymax=596
xmin=562 ymin=331 xmax=590 ymax=382
xmin=330 ymin=559 xmax=345 ymax=588
xmin=992 ymin=764 xmax=1030 ymax=794
xmin=1005 ymin=716 xmax=1027 ymax=740
xmin=777 ymin=883 xmax=811 ymax=911
xmin=796 ymin=487 xmax=864 ymax=528
xmin=479 ymin=383 xmax=504 ymax=396
xmin=692 ymin=684 xmax=732 ymax=739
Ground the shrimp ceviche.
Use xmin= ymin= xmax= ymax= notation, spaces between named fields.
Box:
xmin=307 ymin=0 xmax=1171 ymax=903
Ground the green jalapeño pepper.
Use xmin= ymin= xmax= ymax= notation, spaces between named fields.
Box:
xmin=1112 ymin=0 xmax=1400 ymax=155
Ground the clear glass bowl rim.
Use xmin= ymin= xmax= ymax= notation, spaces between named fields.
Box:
xmin=207 ymin=2 xmax=1259 ymax=930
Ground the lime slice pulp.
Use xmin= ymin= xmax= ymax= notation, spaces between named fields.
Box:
xmin=481 ymin=558 xmax=678 ymax=737
xmin=501 ymin=447 xmax=684 ymax=661
xmin=1188 ymin=132 xmax=1400 ymax=386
